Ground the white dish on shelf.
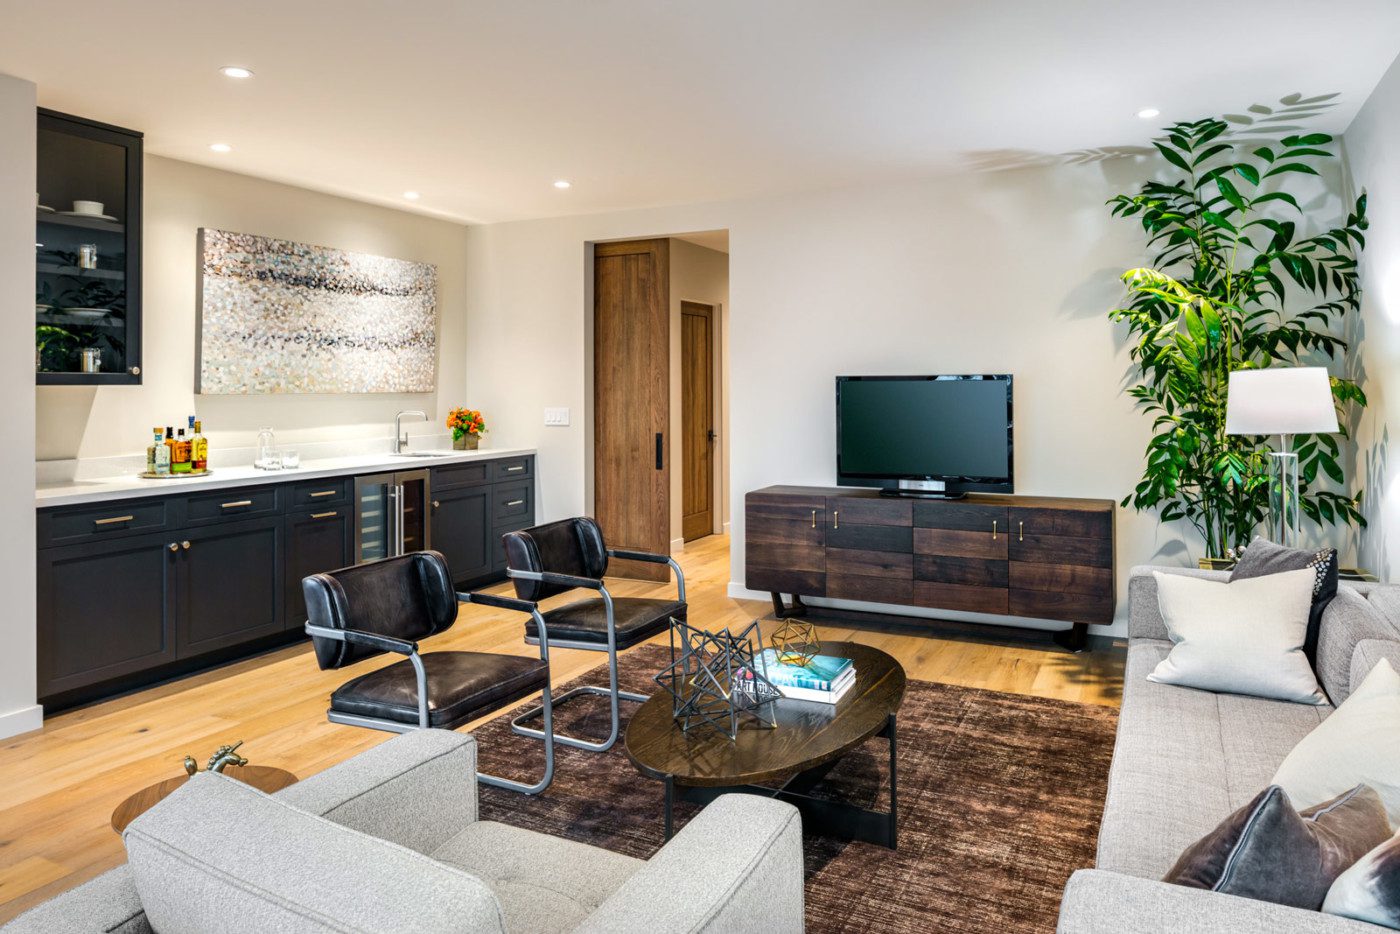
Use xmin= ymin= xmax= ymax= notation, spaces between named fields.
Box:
xmin=37 ymin=204 xmax=55 ymax=213
xmin=35 ymin=304 xmax=53 ymax=313
xmin=55 ymin=210 xmax=119 ymax=222
xmin=65 ymin=307 xmax=111 ymax=318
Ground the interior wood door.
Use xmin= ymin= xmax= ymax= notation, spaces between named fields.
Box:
xmin=594 ymin=238 xmax=670 ymax=581
xmin=681 ymin=301 xmax=715 ymax=542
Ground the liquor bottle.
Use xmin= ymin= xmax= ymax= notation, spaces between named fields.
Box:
xmin=154 ymin=429 xmax=171 ymax=476
xmin=192 ymin=420 xmax=208 ymax=472
xmin=146 ymin=427 xmax=160 ymax=474
xmin=172 ymin=429 xmax=192 ymax=474
xmin=164 ymin=427 xmax=176 ymax=469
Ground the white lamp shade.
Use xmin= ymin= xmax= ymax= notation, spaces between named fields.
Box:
xmin=1225 ymin=367 xmax=1339 ymax=435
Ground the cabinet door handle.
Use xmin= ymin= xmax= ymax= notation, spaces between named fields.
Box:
xmin=94 ymin=514 xmax=135 ymax=526
xmin=181 ymin=541 xmax=191 ymax=550
xmin=833 ymin=510 xmax=839 ymax=530
xmin=310 ymin=511 xmax=338 ymax=519
xmin=506 ymin=465 xmax=524 ymax=472
xmin=1019 ymin=520 xmax=1024 ymax=542
xmin=308 ymin=490 xmax=338 ymax=498
xmin=221 ymin=499 xmax=253 ymax=509
xmin=431 ymin=500 xmax=440 ymax=509
xmin=168 ymin=542 xmax=179 ymax=552
xmin=810 ymin=509 xmax=816 ymax=528
xmin=992 ymin=520 xmax=998 ymax=540
xmin=506 ymin=499 xmax=525 ymax=507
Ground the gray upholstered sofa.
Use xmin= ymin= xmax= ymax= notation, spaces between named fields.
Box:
xmin=1058 ymin=565 xmax=1400 ymax=933
xmin=3 ymin=729 xmax=803 ymax=933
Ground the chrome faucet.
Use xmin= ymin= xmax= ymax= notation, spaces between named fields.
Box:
xmin=394 ymin=410 xmax=427 ymax=454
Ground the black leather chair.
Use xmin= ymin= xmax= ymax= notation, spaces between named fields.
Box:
xmin=503 ymin=517 xmax=686 ymax=752
xmin=302 ymin=550 xmax=555 ymax=794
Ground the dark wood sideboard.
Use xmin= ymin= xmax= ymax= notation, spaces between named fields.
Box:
xmin=744 ymin=486 xmax=1115 ymax=650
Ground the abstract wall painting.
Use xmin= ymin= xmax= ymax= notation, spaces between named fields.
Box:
xmin=196 ymin=229 xmax=438 ymax=394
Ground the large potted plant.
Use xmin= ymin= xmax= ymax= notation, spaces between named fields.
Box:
xmin=1108 ymin=107 xmax=1367 ymax=559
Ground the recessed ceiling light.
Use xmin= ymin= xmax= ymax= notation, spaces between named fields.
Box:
xmin=209 ymin=142 xmax=232 ymax=153
xmin=553 ymin=180 xmax=572 ymax=189
xmin=403 ymin=191 xmax=421 ymax=200
xmin=220 ymin=66 xmax=254 ymax=79
xmin=1136 ymin=107 xmax=1161 ymax=119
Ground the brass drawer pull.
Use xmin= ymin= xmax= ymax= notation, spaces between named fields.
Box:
xmin=168 ymin=542 xmax=178 ymax=552
xmin=308 ymin=490 xmax=338 ymax=498
xmin=810 ymin=509 xmax=816 ymax=528
xmin=94 ymin=514 xmax=135 ymax=526
xmin=506 ymin=465 xmax=524 ymax=472
xmin=222 ymin=499 xmax=254 ymax=509
xmin=1019 ymin=521 xmax=1024 ymax=542
xmin=992 ymin=519 xmax=998 ymax=540
xmin=506 ymin=499 xmax=525 ymax=507
xmin=833 ymin=510 xmax=839 ymax=529
xmin=310 ymin=511 xmax=338 ymax=519
xmin=181 ymin=541 xmax=191 ymax=550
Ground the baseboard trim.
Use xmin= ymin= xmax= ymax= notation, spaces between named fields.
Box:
xmin=0 ymin=703 xmax=43 ymax=740
xmin=670 ymin=537 xmax=685 ymax=554
xmin=722 ymin=520 xmax=731 ymax=534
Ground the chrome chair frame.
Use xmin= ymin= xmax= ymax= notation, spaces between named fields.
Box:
xmin=306 ymin=589 xmax=555 ymax=795
xmin=508 ymin=548 xmax=685 ymax=753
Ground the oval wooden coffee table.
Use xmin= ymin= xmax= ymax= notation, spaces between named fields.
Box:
xmin=112 ymin=765 xmax=298 ymax=834
xmin=625 ymin=640 xmax=906 ymax=848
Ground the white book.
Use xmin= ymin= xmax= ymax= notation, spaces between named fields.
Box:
xmin=776 ymin=674 xmax=855 ymax=704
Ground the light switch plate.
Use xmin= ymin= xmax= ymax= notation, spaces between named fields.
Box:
xmin=544 ymin=407 xmax=571 ymax=427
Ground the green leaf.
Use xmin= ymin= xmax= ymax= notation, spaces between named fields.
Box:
xmin=1264 ymin=162 xmax=1322 ymax=179
xmin=1252 ymin=146 xmax=1277 ymax=163
xmin=1252 ymin=191 xmax=1301 ymax=212
xmin=1282 ymin=133 xmax=1332 ymax=147
xmin=1234 ymin=164 xmax=1260 ymax=186
xmin=1154 ymin=142 xmax=1192 ymax=173
xmin=1215 ymin=177 xmax=1247 ymax=212
xmin=1201 ymin=211 xmax=1237 ymax=232
xmin=1184 ymin=307 xmax=1206 ymax=342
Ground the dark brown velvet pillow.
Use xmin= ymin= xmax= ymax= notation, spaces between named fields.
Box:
xmin=1164 ymin=784 xmax=1391 ymax=910
xmin=1230 ymin=539 xmax=1339 ymax=668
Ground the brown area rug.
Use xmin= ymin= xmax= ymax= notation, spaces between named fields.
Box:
xmin=474 ymin=644 xmax=1117 ymax=933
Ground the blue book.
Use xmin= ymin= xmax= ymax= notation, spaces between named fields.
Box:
xmin=756 ymin=649 xmax=854 ymax=691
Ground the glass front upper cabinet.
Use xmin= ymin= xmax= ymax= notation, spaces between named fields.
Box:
xmin=35 ymin=109 xmax=143 ymax=384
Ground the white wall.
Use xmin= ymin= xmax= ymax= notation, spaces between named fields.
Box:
xmin=467 ymin=157 xmax=1219 ymax=635
xmin=0 ymin=73 xmax=41 ymax=738
xmin=1344 ymin=52 xmax=1400 ymax=581
xmin=668 ymin=238 xmax=729 ymax=547
xmin=36 ymin=155 xmax=471 ymax=463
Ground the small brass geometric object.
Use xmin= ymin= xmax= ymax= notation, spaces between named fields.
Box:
xmin=770 ymin=619 xmax=820 ymax=667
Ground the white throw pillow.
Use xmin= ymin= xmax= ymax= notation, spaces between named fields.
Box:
xmin=1275 ymin=658 xmax=1400 ymax=826
xmin=1149 ymin=568 xmax=1326 ymax=704
xmin=1323 ymin=826 xmax=1400 ymax=928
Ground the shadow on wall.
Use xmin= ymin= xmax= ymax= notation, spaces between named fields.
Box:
xmin=34 ymin=387 xmax=96 ymax=460
xmin=1364 ymin=424 xmax=1390 ymax=580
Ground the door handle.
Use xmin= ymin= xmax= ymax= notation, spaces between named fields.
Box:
xmin=168 ymin=542 xmax=179 ymax=552
xmin=431 ymin=500 xmax=440 ymax=509
xmin=506 ymin=499 xmax=525 ymax=507
xmin=810 ymin=509 xmax=816 ymax=528
xmin=506 ymin=465 xmax=524 ymax=472
xmin=308 ymin=490 xmax=338 ymax=498
xmin=655 ymin=433 xmax=664 ymax=470
xmin=221 ymin=499 xmax=253 ymax=510
xmin=992 ymin=520 xmax=998 ymax=540
xmin=94 ymin=514 xmax=135 ymax=526
xmin=833 ymin=510 xmax=839 ymax=530
xmin=707 ymin=429 xmax=717 ymax=443
xmin=310 ymin=511 xmax=338 ymax=519
xmin=181 ymin=540 xmax=191 ymax=550
xmin=1019 ymin=521 xmax=1024 ymax=542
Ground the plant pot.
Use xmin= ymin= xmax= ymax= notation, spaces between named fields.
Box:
xmin=453 ymin=433 xmax=479 ymax=451
xmin=1197 ymin=557 xmax=1237 ymax=572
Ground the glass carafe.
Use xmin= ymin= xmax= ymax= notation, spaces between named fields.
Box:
xmin=255 ymin=427 xmax=278 ymax=470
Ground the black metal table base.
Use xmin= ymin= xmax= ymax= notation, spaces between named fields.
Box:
xmin=662 ymin=713 xmax=898 ymax=849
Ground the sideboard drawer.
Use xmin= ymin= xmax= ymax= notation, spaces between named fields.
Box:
xmin=493 ymin=482 xmax=533 ymax=524
xmin=185 ymin=486 xmax=282 ymax=525
xmin=1009 ymin=507 xmax=1111 ymax=540
xmin=289 ymin=477 xmax=351 ymax=510
xmin=39 ymin=498 xmax=172 ymax=548
xmin=491 ymin=456 xmax=534 ymax=482
xmin=914 ymin=501 xmax=1007 ymax=532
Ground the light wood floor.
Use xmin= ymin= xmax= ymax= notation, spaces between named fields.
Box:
xmin=0 ymin=533 xmax=1123 ymax=922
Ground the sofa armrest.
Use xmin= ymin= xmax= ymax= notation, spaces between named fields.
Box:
xmin=1127 ymin=565 xmax=1230 ymax=641
xmin=275 ymin=729 xmax=478 ymax=855
xmin=0 ymin=865 xmax=150 ymax=934
xmin=1058 ymin=869 xmax=1382 ymax=933
xmin=1352 ymin=639 xmax=1400 ymax=696
xmin=576 ymin=795 xmax=803 ymax=934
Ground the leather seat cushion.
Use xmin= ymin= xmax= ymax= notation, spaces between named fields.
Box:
xmin=330 ymin=651 xmax=548 ymax=729
xmin=528 ymin=598 xmax=685 ymax=649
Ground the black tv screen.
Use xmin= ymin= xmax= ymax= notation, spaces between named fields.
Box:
xmin=837 ymin=375 xmax=1013 ymax=491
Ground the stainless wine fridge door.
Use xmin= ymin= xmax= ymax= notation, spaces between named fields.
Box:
xmin=396 ymin=469 xmax=431 ymax=554
xmin=354 ymin=473 xmax=394 ymax=563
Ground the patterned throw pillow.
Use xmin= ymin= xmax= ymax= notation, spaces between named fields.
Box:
xmin=1325 ymin=829 xmax=1400 ymax=928
xmin=1230 ymin=538 xmax=1340 ymax=667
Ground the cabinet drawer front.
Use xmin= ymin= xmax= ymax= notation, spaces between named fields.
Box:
xmin=827 ymin=548 xmax=912 ymax=577
xmin=748 ymin=541 xmax=825 ymax=573
xmin=1011 ymin=533 xmax=1112 ymax=568
xmin=913 ymin=581 xmax=1009 ymax=614
xmin=289 ymin=477 xmax=351 ymax=510
xmin=914 ymin=554 xmax=1008 ymax=587
xmin=747 ymin=514 xmax=824 ymax=549
xmin=828 ymin=498 xmax=911 ymax=527
xmin=1010 ymin=588 xmax=1114 ymax=623
xmin=747 ymin=494 xmax=827 ymax=524
xmin=913 ymin=527 xmax=1007 ymax=560
xmin=914 ymin=502 xmax=1008 ymax=532
xmin=493 ymin=482 xmax=533 ymax=524
xmin=490 ymin=456 xmax=534 ymax=482
xmin=1009 ymin=561 xmax=1112 ymax=597
xmin=745 ymin=566 xmax=824 ymax=597
xmin=433 ymin=461 xmax=491 ymax=491
xmin=185 ymin=486 xmax=281 ymax=525
xmin=826 ymin=523 xmax=911 ymax=553
xmin=827 ymin=573 xmax=912 ymax=605
xmin=1009 ymin=507 xmax=1111 ymax=540
xmin=39 ymin=498 xmax=171 ymax=547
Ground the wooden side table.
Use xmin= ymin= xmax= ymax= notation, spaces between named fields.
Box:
xmin=111 ymin=765 xmax=298 ymax=834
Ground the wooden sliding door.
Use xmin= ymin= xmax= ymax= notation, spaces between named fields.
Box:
xmin=681 ymin=301 xmax=715 ymax=542
xmin=594 ymin=239 xmax=670 ymax=581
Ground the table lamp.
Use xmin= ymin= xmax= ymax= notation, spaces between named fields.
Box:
xmin=1224 ymin=367 xmax=1338 ymax=548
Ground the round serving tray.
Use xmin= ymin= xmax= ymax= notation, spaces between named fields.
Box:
xmin=139 ymin=469 xmax=213 ymax=480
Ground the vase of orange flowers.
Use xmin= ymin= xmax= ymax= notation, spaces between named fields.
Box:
xmin=447 ymin=408 xmax=486 ymax=450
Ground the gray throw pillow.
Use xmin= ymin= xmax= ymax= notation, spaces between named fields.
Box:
xmin=1324 ymin=829 xmax=1400 ymax=928
xmin=1231 ymin=538 xmax=1339 ymax=667
xmin=1163 ymin=784 xmax=1391 ymax=910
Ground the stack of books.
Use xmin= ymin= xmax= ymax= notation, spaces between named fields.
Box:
xmin=754 ymin=649 xmax=856 ymax=704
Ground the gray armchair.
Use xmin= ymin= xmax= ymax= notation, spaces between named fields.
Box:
xmin=3 ymin=730 xmax=805 ymax=934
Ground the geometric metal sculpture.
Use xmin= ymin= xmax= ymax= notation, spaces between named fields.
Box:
xmin=769 ymin=619 xmax=820 ymax=667
xmin=654 ymin=618 xmax=781 ymax=740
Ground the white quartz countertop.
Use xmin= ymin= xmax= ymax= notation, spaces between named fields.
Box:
xmin=35 ymin=447 xmax=537 ymax=508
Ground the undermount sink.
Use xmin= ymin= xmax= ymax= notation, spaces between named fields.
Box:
xmin=391 ymin=450 xmax=454 ymax=458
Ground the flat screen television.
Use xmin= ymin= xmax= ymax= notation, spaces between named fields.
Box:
xmin=836 ymin=374 xmax=1013 ymax=498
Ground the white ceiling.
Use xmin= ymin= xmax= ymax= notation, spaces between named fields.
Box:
xmin=2 ymin=1 xmax=1398 ymax=225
